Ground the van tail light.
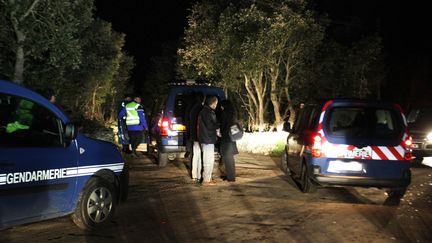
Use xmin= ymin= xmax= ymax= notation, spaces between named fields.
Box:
xmin=159 ymin=118 xmax=170 ymax=136
xmin=312 ymin=134 xmax=322 ymax=158
xmin=404 ymin=136 xmax=413 ymax=160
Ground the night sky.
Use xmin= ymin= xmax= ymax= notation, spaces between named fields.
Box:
xmin=95 ymin=0 xmax=431 ymax=107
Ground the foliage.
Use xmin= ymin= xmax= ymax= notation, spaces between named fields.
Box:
xmin=178 ymin=0 xmax=385 ymax=130
xmin=0 ymin=0 xmax=134 ymax=124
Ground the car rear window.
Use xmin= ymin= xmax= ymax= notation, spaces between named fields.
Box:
xmin=326 ymin=107 xmax=402 ymax=139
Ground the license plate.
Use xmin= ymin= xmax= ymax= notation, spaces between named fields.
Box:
xmin=346 ymin=147 xmax=371 ymax=159
xmin=167 ymin=140 xmax=178 ymax=145
xmin=172 ymin=124 xmax=186 ymax=131
xmin=328 ymin=160 xmax=364 ymax=173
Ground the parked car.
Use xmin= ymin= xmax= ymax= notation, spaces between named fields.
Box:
xmin=149 ymin=81 xmax=226 ymax=167
xmin=407 ymin=107 xmax=432 ymax=163
xmin=0 ymin=80 xmax=128 ymax=230
xmin=281 ymin=98 xmax=412 ymax=200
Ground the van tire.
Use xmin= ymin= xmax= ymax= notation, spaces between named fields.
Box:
xmin=72 ymin=177 xmax=117 ymax=230
xmin=158 ymin=150 xmax=168 ymax=167
xmin=281 ymin=151 xmax=290 ymax=174
xmin=300 ymin=163 xmax=316 ymax=193
xmin=387 ymin=187 xmax=406 ymax=199
xmin=385 ymin=187 xmax=406 ymax=206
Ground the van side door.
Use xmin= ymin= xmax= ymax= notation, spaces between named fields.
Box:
xmin=0 ymin=94 xmax=78 ymax=226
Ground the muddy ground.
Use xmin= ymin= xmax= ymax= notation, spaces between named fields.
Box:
xmin=1 ymin=153 xmax=432 ymax=243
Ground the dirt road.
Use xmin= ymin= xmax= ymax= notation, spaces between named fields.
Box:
xmin=1 ymin=153 xmax=432 ymax=242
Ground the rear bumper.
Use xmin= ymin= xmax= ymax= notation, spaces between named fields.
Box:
xmin=314 ymin=172 xmax=411 ymax=188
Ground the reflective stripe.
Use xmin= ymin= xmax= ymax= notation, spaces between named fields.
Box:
xmin=125 ymin=102 xmax=140 ymax=125
xmin=0 ymin=163 xmax=124 ymax=185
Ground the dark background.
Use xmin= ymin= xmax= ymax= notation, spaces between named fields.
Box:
xmin=95 ymin=0 xmax=431 ymax=108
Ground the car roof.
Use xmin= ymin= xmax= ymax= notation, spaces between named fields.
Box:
xmin=307 ymin=98 xmax=399 ymax=108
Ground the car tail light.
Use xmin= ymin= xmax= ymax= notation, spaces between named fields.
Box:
xmin=312 ymin=134 xmax=322 ymax=158
xmin=159 ymin=118 xmax=170 ymax=136
xmin=404 ymin=136 xmax=413 ymax=160
xmin=404 ymin=136 xmax=413 ymax=148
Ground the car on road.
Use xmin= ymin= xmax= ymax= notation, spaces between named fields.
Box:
xmin=282 ymin=98 xmax=412 ymax=200
xmin=149 ymin=81 xmax=226 ymax=167
xmin=406 ymin=107 xmax=432 ymax=163
xmin=0 ymin=80 xmax=128 ymax=230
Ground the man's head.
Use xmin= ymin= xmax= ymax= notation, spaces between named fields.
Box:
xmin=134 ymin=96 xmax=142 ymax=104
xmin=124 ymin=94 xmax=132 ymax=102
xmin=205 ymin=95 xmax=218 ymax=110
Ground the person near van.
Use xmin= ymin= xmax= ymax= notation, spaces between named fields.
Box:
xmin=118 ymin=96 xmax=148 ymax=158
xmin=117 ymin=94 xmax=132 ymax=153
xmin=198 ymin=95 xmax=219 ymax=186
xmin=189 ymin=92 xmax=205 ymax=182
xmin=219 ymin=99 xmax=239 ymax=182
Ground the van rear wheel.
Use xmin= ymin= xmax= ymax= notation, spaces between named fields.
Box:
xmin=300 ymin=163 xmax=316 ymax=193
xmin=281 ymin=151 xmax=290 ymax=174
xmin=385 ymin=187 xmax=406 ymax=206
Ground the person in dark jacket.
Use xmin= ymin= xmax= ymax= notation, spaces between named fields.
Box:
xmin=189 ymin=92 xmax=205 ymax=182
xmin=117 ymin=94 xmax=132 ymax=153
xmin=198 ymin=95 xmax=219 ymax=185
xmin=219 ymin=99 xmax=239 ymax=182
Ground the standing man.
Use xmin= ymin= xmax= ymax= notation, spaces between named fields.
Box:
xmin=189 ymin=92 xmax=205 ymax=182
xmin=117 ymin=94 xmax=132 ymax=153
xmin=118 ymin=96 xmax=148 ymax=158
xmin=198 ymin=95 xmax=219 ymax=186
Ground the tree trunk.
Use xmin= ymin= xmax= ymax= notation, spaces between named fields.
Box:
xmin=91 ymin=85 xmax=99 ymax=120
xmin=14 ymin=43 xmax=25 ymax=85
xmin=251 ymin=71 xmax=266 ymax=131
xmin=269 ymin=67 xmax=282 ymax=130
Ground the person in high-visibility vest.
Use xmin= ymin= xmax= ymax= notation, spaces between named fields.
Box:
xmin=6 ymin=99 xmax=34 ymax=134
xmin=117 ymin=96 xmax=148 ymax=158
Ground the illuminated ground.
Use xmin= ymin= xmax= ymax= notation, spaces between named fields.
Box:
xmin=1 ymin=154 xmax=431 ymax=242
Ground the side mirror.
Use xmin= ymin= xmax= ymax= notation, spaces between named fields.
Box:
xmin=282 ymin=121 xmax=292 ymax=132
xmin=65 ymin=123 xmax=77 ymax=141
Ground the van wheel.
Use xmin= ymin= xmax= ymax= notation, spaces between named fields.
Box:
xmin=281 ymin=151 xmax=290 ymax=174
xmin=385 ymin=187 xmax=406 ymax=206
xmin=300 ymin=163 xmax=316 ymax=193
xmin=72 ymin=177 xmax=117 ymax=230
xmin=158 ymin=150 xmax=168 ymax=167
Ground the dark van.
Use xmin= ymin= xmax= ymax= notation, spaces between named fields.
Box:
xmin=149 ymin=82 xmax=226 ymax=166
xmin=282 ymin=99 xmax=412 ymax=199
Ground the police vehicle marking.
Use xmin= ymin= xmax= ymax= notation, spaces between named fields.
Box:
xmin=0 ymin=163 xmax=123 ymax=185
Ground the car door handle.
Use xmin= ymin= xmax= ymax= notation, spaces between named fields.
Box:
xmin=0 ymin=162 xmax=14 ymax=167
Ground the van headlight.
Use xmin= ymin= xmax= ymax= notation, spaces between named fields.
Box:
xmin=427 ymin=132 xmax=432 ymax=142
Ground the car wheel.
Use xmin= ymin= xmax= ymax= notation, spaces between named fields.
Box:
xmin=72 ymin=177 xmax=117 ymax=230
xmin=158 ymin=150 xmax=168 ymax=167
xmin=300 ymin=163 xmax=316 ymax=193
xmin=281 ymin=150 xmax=290 ymax=174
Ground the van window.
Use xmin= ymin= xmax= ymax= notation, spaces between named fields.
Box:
xmin=326 ymin=107 xmax=402 ymax=139
xmin=0 ymin=93 xmax=63 ymax=147
xmin=173 ymin=94 xmax=195 ymax=124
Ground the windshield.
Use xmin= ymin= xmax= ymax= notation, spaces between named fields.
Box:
xmin=326 ymin=107 xmax=402 ymax=139
xmin=407 ymin=108 xmax=432 ymax=131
